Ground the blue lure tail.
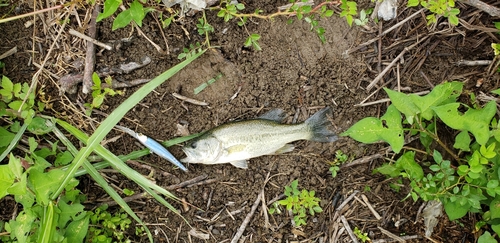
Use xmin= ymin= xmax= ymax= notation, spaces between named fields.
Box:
xmin=116 ymin=125 xmax=188 ymax=172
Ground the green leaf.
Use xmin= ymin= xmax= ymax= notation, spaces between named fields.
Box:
xmin=236 ymin=3 xmax=245 ymax=10
xmin=129 ymin=0 xmax=145 ymax=27
xmin=492 ymin=224 xmax=500 ymax=237
xmin=113 ymin=9 xmax=133 ymax=30
xmin=374 ymin=163 xmax=400 ymax=177
xmin=478 ymin=231 xmax=497 ymax=243
xmin=409 ymin=82 xmax=463 ymax=120
xmin=454 ymin=131 xmax=471 ymax=151
xmin=396 ymin=152 xmax=424 ymax=180
xmin=433 ymin=150 xmax=443 ymax=163
xmin=341 ymin=104 xmax=404 ymax=152
xmin=97 ymin=0 xmax=122 ymax=22
xmin=488 ymin=180 xmax=499 ymax=189
xmin=323 ymin=10 xmax=334 ymax=17
xmin=27 ymin=117 xmax=52 ymax=135
xmin=58 ymin=200 xmax=85 ymax=228
xmin=491 ymin=197 xmax=500 ymax=219
xmin=407 ymin=0 xmax=419 ymax=7
xmin=480 ymin=143 xmax=496 ymax=159
xmin=1 ymin=75 xmax=13 ymax=90
xmin=0 ymin=163 xmax=15 ymax=198
xmin=448 ymin=14 xmax=458 ymax=26
xmin=8 ymin=209 xmax=37 ymax=243
xmin=384 ymin=88 xmax=419 ymax=124
xmin=65 ymin=215 xmax=89 ymax=242
xmin=432 ymin=101 xmax=496 ymax=145
xmin=444 ymin=198 xmax=470 ymax=220
xmin=55 ymin=151 xmax=74 ymax=166
xmin=29 ymin=169 xmax=66 ymax=205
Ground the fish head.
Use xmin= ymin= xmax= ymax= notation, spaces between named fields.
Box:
xmin=181 ymin=135 xmax=223 ymax=164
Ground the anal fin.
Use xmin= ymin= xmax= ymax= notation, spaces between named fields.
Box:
xmin=273 ymin=144 xmax=295 ymax=154
xmin=230 ymin=160 xmax=248 ymax=169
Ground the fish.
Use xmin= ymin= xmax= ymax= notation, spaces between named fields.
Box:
xmin=181 ymin=107 xmax=338 ymax=169
xmin=115 ymin=125 xmax=188 ymax=172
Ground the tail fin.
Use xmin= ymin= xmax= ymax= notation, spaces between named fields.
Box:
xmin=305 ymin=107 xmax=338 ymax=143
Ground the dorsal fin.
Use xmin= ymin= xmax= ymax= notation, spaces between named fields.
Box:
xmin=258 ymin=109 xmax=287 ymax=123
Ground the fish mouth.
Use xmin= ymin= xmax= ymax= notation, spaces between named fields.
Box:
xmin=180 ymin=147 xmax=196 ymax=163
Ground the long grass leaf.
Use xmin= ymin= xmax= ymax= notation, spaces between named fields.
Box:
xmin=51 ymin=123 xmax=155 ymax=242
xmin=0 ymin=122 xmax=27 ymax=162
xmin=51 ymin=50 xmax=205 ymax=200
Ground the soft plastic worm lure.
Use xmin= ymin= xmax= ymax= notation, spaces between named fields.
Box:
xmin=116 ymin=125 xmax=188 ymax=172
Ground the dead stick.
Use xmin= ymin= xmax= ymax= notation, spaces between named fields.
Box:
xmin=231 ymin=192 xmax=262 ymax=243
xmin=68 ymin=29 xmax=112 ymax=50
xmin=341 ymin=154 xmax=383 ymax=168
xmin=82 ymin=4 xmax=100 ymax=94
xmin=346 ymin=9 xmax=425 ymax=55
xmin=366 ymin=36 xmax=428 ymax=91
xmin=377 ymin=226 xmax=406 ymax=242
xmin=341 ymin=215 xmax=360 ymax=243
xmin=459 ymin=0 xmax=500 ymax=16
xmin=166 ymin=174 xmax=208 ymax=190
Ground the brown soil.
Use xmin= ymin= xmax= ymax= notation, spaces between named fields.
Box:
xmin=1 ymin=0 xmax=499 ymax=242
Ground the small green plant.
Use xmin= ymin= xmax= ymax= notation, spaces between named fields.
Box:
xmin=342 ymin=81 xmax=500 ymax=240
xmin=353 ymin=227 xmax=371 ymax=242
xmin=98 ymin=0 xmax=152 ymax=30
xmin=177 ymin=42 xmax=204 ymax=60
xmin=269 ymin=179 xmax=322 ymax=227
xmin=244 ymin=33 xmax=262 ymax=51
xmin=407 ymin=0 xmax=459 ymax=25
xmin=84 ymin=73 xmax=123 ymax=116
xmin=0 ymin=76 xmax=43 ymax=124
xmin=329 ymin=150 xmax=349 ymax=178
xmin=354 ymin=9 xmax=372 ymax=26
xmin=87 ymin=205 xmax=134 ymax=243
xmin=340 ymin=0 xmax=357 ymax=26
xmin=215 ymin=0 xmax=335 ymax=47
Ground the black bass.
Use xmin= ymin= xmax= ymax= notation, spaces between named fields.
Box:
xmin=181 ymin=107 xmax=338 ymax=169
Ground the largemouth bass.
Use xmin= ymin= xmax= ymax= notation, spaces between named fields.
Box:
xmin=181 ymin=107 xmax=338 ymax=169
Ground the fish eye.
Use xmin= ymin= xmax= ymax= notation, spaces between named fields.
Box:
xmin=190 ymin=142 xmax=197 ymax=149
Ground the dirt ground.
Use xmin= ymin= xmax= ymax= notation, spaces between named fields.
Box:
xmin=2 ymin=0 xmax=500 ymax=242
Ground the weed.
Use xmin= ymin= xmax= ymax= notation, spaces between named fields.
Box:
xmin=407 ymin=0 xmax=459 ymax=25
xmin=177 ymin=42 xmax=203 ymax=60
xmin=98 ymin=0 xmax=153 ymax=30
xmin=329 ymin=150 xmax=349 ymax=178
xmin=0 ymin=75 xmax=43 ymax=125
xmin=354 ymin=9 xmax=372 ymax=26
xmin=0 ymin=51 xmax=204 ymax=243
xmin=342 ymin=81 xmax=500 ymax=240
xmin=353 ymin=227 xmax=371 ymax=242
xmin=269 ymin=179 xmax=322 ymax=227
xmin=84 ymin=73 xmax=123 ymax=116
xmin=87 ymin=205 xmax=134 ymax=243
xmin=340 ymin=0 xmax=357 ymax=26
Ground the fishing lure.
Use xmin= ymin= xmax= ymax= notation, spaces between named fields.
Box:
xmin=116 ymin=125 xmax=188 ymax=172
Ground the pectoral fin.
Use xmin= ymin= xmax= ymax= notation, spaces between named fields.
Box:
xmin=273 ymin=144 xmax=295 ymax=154
xmin=230 ymin=160 xmax=248 ymax=169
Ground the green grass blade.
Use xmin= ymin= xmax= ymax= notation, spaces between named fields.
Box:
xmin=51 ymin=50 xmax=205 ymax=200
xmin=51 ymin=123 xmax=155 ymax=242
xmin=38 ymin=201 xmax=55 ymax=243
xmin=0 ymin=122 xmax=27 ymax=162
xmin=56 ymin=118 xmax=178 ymax=200
xmin=54 ymin=116 xmax=202 ymax=177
